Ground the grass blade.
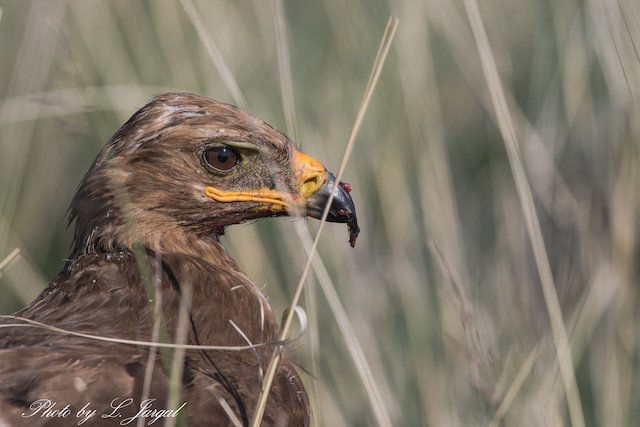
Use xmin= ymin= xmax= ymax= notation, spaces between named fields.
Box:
xmin=462 ymin=1 xmax=585 ymax=426
xmin=249 ymin=16 xmax=398 ymax=427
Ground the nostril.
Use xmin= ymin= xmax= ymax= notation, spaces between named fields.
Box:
xmin=305 ymin=175 xmax=320 ymax=186
xmin=301 ymin=174 xmax=322 ymax=195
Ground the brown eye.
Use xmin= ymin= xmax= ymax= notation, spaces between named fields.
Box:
xmin=204 ymin=146 xmax=240 ymax=172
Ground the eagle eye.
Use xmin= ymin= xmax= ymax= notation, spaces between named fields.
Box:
xmin=204 ymin=146 xmax=240 ymax=172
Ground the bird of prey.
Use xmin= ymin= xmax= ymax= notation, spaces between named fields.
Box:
xmin=0 ymin=93 xmax=359 ymax=426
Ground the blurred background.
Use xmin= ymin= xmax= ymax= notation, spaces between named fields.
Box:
xmin=1 ymin=0 xmax=639 ymax=426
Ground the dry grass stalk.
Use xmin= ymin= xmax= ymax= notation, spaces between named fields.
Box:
xmin=462 ymin=0 xmax=585 ymax=425
xmin=249 ymin=16 xmax=399 ymax=427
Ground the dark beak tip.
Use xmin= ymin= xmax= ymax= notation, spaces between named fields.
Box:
xmin=348 ymin=221 xmax=360 ymax=248
xmin=330 ymin=188 xmax=359 ymax=248
xmin=305 ymin=173 xmax=360 ymax=248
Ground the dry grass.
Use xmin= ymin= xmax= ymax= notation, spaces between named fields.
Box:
xmin=1 ymin=0 xmax=639 ymax=426
xmin=250 ymin=16 xmax=397 ymax=427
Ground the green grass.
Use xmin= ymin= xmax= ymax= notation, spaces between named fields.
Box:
xmin=1 ymin=0 xmax=639 ymax=426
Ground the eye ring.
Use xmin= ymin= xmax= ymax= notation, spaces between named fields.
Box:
xmin=204 ymin=146 xmax=240 ymax=172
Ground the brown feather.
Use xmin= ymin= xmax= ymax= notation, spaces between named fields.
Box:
xmin=0 ymin=93 xmax=350 ymax=426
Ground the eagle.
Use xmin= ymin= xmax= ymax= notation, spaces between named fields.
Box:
xmin=0 ymin=93 xmax=359 ymax=426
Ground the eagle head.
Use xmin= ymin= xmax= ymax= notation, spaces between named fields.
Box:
xmin=69 ymin=93 xmax=359 ymax=256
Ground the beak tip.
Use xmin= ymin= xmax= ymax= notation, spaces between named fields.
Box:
xmin=348 ymin=221 xmax=360 ymax=248
xmin=304 ymin=173 xmax=360 ymax=248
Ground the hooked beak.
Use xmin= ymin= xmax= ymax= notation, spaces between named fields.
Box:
xmin=304 ymin=171 xmax=360 ymax=247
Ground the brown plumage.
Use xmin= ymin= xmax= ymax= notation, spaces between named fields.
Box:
xmin=0 ymin=93 xmax=359 ymax=426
